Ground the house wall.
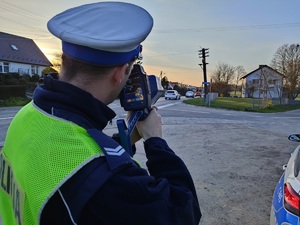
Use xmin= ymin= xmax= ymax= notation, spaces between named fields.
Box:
xmin=1 ymin=61 xmax=46 ymax=76
xmin=242 ymin=67 xmax=283 ymax=99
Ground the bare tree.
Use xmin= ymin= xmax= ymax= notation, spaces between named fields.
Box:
xmin=271 ymin=44 xmax=300 ymax=99
xmin=234 ymin=65 xmax=246 ymax=96
xmin=161 ymin=76 xmax=169 ymax=90
xmin=259 ymin=67 xmax=274 ymax=107
xmin=259 ymin=67 xmax=270 ymax=99
xmin=212 ymin=62 xmax=235 ymax=84
xmin=50 ymin=51 xmax=62 ymax=73
xmin=243 ymin=82 xmax=256 ymax=98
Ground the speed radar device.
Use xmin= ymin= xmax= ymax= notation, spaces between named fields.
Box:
xmin=120 ymin=64 xmax=151 ymax=112
xmin=118 ymin=64 xmax=164 ymax=156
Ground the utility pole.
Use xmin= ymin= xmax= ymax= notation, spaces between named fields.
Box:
xmin=198 ymin=47 xmax=209 ymax=101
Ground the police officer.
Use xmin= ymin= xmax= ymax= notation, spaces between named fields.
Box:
xmin=0 ymin=2 xmax=201 ymax=225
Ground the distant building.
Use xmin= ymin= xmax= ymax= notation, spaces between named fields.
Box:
xmin=241 ymin=65 xmax=284 ymax=99
xmin=168 ymin=81 xmax=180 ymax=89
xmin=186 ymin=86 xmax=197 ymax=92
xmin=0 ymin=32 xmax=52 ymax=76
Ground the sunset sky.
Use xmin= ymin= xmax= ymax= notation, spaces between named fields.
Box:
xmin=1 ymin=0 xmax=300 ymax=86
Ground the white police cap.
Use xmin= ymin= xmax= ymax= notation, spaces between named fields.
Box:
xmin=47 ymin=2 xmax=153 ymax=66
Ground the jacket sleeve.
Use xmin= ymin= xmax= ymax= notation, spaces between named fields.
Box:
xmin=79 ymin=137 xmax=201 ymax=225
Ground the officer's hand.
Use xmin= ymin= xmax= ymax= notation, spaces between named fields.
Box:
xmin=136 ymin=107 xmax=162 ymax=141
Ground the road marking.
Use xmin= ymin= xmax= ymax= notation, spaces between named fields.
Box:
xmin=157 ymin=103 xmax=180 ymax=109
xmin=0 ymin=117 xmax=14 ymax=120
xmin=271 ymin=117 xmax=300 ymax=119
xmin=164 ymin=108 xmax=209 ymax=114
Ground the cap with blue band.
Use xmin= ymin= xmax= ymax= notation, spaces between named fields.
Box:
xmin=62 ymin=41 xmax=142 ymax=66
xmin=47 ymin=2 xmax=153 ymax=66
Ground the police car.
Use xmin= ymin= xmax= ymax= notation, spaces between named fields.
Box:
xmin=270 ymin=134 xmax=300 ymax=225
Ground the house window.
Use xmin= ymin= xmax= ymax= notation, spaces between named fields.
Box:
xmin=4 ymin=62 xmax=9 ymax=72
xmin=10 ymin=44 xmax=19 ymax=50
xmin=31 ymin=65 xmax=38 ymax=75
xmin=268 ymin=79 xmax=277 ymax=85
xmin=0 ymin=62 xmax=9 ymax=73
xmin=18 ymin=68 xmax=29 ymax=75
xmin=252 ymin=79 xmax=259 ymax=85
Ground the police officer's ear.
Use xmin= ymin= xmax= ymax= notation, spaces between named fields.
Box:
xmin=112 ymin=64 xmax=129 ymax=86
xmin=125 ymin=62 xmax=134 ymax=75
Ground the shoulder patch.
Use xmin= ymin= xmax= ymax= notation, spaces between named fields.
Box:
xmin=87 ymin=129 xmax=133 ymax=171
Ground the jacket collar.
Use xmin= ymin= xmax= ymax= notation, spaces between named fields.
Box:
xmin=33 ymin=75 xmax=116 ymax=130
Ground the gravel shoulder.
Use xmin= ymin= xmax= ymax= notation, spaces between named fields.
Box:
xmin=113 ymin=116 xmax=299 ymax=225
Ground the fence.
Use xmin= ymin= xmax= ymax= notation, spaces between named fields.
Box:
xmin=249 ymin=97 xmax=299 ymax=109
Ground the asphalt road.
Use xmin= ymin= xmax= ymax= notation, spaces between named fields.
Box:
xmin=1 ymin=97 xmax=300 ymax=224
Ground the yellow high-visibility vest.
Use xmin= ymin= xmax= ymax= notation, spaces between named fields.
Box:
xmin=0 ymin=102 xmax=103 ymax=225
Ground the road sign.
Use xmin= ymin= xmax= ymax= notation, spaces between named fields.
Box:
xmin=202 ymin=81 xmax=210 ymax=85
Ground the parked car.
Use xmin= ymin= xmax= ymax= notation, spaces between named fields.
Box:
xmin=194 ymin=91 xmax=202 ymax=97
xmin=165 ymin=90 xmax=180 ymax=100
xmin=270 ymin=134 xmax=300 ymax=225
xmin=185 ymin=91 xmax=195 ymax=98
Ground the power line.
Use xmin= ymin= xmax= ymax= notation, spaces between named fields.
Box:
xmin=0 ymin=0 xmax=47 ymax=21
xmin=0 ymin=0 xmax=50 ymax=37
xmin=146 ymin=50 xmax=197 ymax=58
xmin=153 ymin=22 xmax=300 ymax=33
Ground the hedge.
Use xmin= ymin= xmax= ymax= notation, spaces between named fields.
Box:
xmin=0 ymin=85 xmax=27 ymax=99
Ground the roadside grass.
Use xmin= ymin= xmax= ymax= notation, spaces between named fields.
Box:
xmin=1 ymin=95 xmax=300 ymax=113
xmin=183 ymin=97 xmax=300 ymax=113
xmin=0 ymin=97 xmax=31 ymax=107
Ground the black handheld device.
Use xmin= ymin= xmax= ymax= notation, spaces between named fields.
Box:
xmin=119 ymin=64 xmax=163 ymax=119
xmin=117 ymin=64 xmax=164 ymax=155
xmin=120 ymin=64 xmax=151 ymax=112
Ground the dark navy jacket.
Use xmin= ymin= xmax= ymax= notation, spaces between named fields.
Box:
xmin=35 ymin=76 xmax=201 ymax=225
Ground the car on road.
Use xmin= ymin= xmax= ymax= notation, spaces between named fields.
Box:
xmin=185 ymin=91 xmax=195 ymax=98
xmin=270 ymin=134 xmax=300 ymax=225
xmin=165 ymin=90 xmax=181 ymax=100
xmin=194 ymin=91 xmax=202 ymax=97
